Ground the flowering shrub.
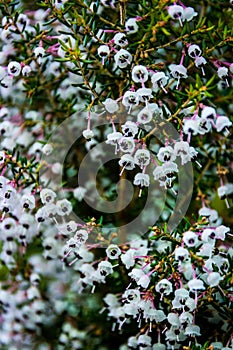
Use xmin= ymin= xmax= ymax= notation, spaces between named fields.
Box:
xmin=0 ymin=0 xmax=233 ymax=349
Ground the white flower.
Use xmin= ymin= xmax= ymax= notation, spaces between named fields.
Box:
xmin=183 ymin=7 xmax=198 ymax=21
xmin=174 ymin=141 xmax=198 ymax=165
xmin=167 ymin=312 xmax=181 ymax=327
xmin=197 ymin=117 xmax=212 ymax=134
xmin=201 ymin=106 xmax=217 ymax=121
xmin=56 ymin=199 xmax=72 ymax=216
xmin=113 ymin=33 xmax=128 ymax=47
xmin=8 ymin=61 xmax=21 ymax=76
xmin=155 ymin=278 xmax=173 ymax=295
xmin=122 ymin=289 xmax=141 ymax=303
xmin=114 ymin=49 xmax=132 ymax=68
xmin=195 ymin=56 xmax=207 ymax=75
xmin=157 ymin=146 xmax=176 ymax=162
xmin=201 ymin=228 xmax=216 ymax=243
xmin=1 ymin=75 xmax=13 ymax=88
xmin=215 ymin=225 xmax=230 ymax=240
xmin=74 ymin=229 xmax=88 ymax=244
xmin=137 ymin=87 xmax=152 ymax=103
xmin=22 ymin=65 xmax=32 ymax=76
xmin=170 ymin=64 xmax=188 ymax=79
xmin=151 ymin=72 xmax=168 ymax=93
xmin=188 ymin=44 xmax=202 ymax=58
xmin=122 ymin=91 xmax=139 ymax=112
xmin=73 ymin=187 xmax=87 ymax=201
xmin=106 ymin=131 xmax=122 ymax=154
xmin=34 ymin=47 xmax=45 ymax=64
xmin=188 ymin=278 xmax=205 ymax=291
xmin=58 ymin=221 xmax=77 ymax=236
xmin=169 ymin=64 xmax=188 ymax=89
xmin=183 ymin=231 xmax=199 ymax=247
xmin=207 ymin=272 xmax=222 ymax=287
xmin=134 ymin=149 xmax=150 ymax=168
xmin=98 ymin=261 xmax=113 ymax=277
xmin=217 ymin=184 xmax=233 ymax=200
xmin=215 ymin=116 xmax=232 ymax=134
xmin=97 ymin=45 xmax=110 ymax=63
xmin=183 ymin=118 xmax=199 ymax=136
xmin=125 ymin=18 xmax=139 ymax=34
xmin=83 ymin=129 xmax=94 ymax=140
xmin=137 ymin=334 xmax=152 ymax=347
xmin=106 ymin=244 xmax=121 ymax=259
xmin=118 ymin=137 xmax=135 ymax=153
xmin=174 ymin=247 xmax=190 ymax=263
xmin=40 ymin=189 xmax=56 ymax=204
xmin=21 ymin=193 xmax=36 ymax=210
xmin=120 ymin=249 xmax=135 ymax=269
xmin=128 ymin=336 xmax=138 ymax=348
xmin=122 ymin=121 xmax=138 ymax=137
xmin=184 ymin=325 xmax=201 ymax=336
xmin=103 ymin=98 xmax=119 ymax=113
xmin=133 ymin=173 xmax=150 ymax=188
xmin=42 ymin=143 xmax=53 ymax=155
xmin=131 ymin=65 xmax=148 ymax=83
xmin=168 ymin=5 xmax=184 ymax=22
xmin=217 ymin=66 xmax=228 ymax=80
xmin=119 ymin=154 xmax=135 ymax=171
xmin=137 ymin=107 xmax=153 ymax=124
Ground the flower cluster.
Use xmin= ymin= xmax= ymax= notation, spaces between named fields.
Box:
xmin=0 ymin=0 xmax=232 ymax=349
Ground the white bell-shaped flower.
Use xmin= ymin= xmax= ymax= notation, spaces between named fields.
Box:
xmin=113 ymin=33 xmax=128 ymax=47
xmin=125 ymin=18 xmax=139 ymax=34
xmin=103 ymin=98 xmax=119 ymax=113
xmin=131 ymin=65 xmax=148 ymax=83
xmin=134 ymin=149 xmax=150 ymax=168
xmin=151 ymin=71 xmax=168 ymax=93
xmin=188 ymin=44 xmax=202 ymax=58
xmin=106 ymin=244 xmax=121 ymax=259
xmin=157 ymin=145 xmax=176 ymax=162
xmin=7 ymin=61 xmax=21 ymax=76
xmin=114 ymin=49 xmax=132 ymax=68
xmin=56 ymin=199 xmax=72 ymax=216
xmin=137 ymin=107 xmax=153 ymax=124
xmin=188 ymin=278 xmax=205 ymax=291
xmin=121 ymin=121 xmax=138 ymax=137
xmin=118 ymin=137 xmax=135 ymax=153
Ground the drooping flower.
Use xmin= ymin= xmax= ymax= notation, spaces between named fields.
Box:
xmin=151 ymin=71 xmax=168 ymax=93
xmin=7 ymin=61 xmax=21 ymax=76
xmin=106 ymin=244 xmax=121 ymax=259
xmin=103 ymin=98 xmax=119 ymax=114
xmin=114 ymin=49 xmax=132 ymax=68
xmin=157 ymin=145 xmax=176 ymax=162
xmin=113 ymin=33 xmax=128 ymax=47
xmin=207 ymin=272 xmax=222 ymax=287
xmin=188 ymin=278 xmax=205 ymax=291
xmin=121 ymin=121 xmax=138 ymax=137
xmin=122 ymin=91 xmax=139 ymax=113
xmin=155 ymin=278 xmax=173 ymax=296
xmin=125 ymin=18 xmax=139 ymax=34
xmin=131 ymin=65 xmax=149 ymax=84
xmin=98 ymin=45 xmax=110 ymax=64
xmin=134 ymin=149 xmax=151 ymax=169
xmin=137 ymin=107 xmax=153 ymax=124
xmin=188 ymin=44 xmax=202 ymax=59
xmin=183 ymin=231 xmax=199 ymax=247
xmin=169 ymin=64 xmax=188 ymax=89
